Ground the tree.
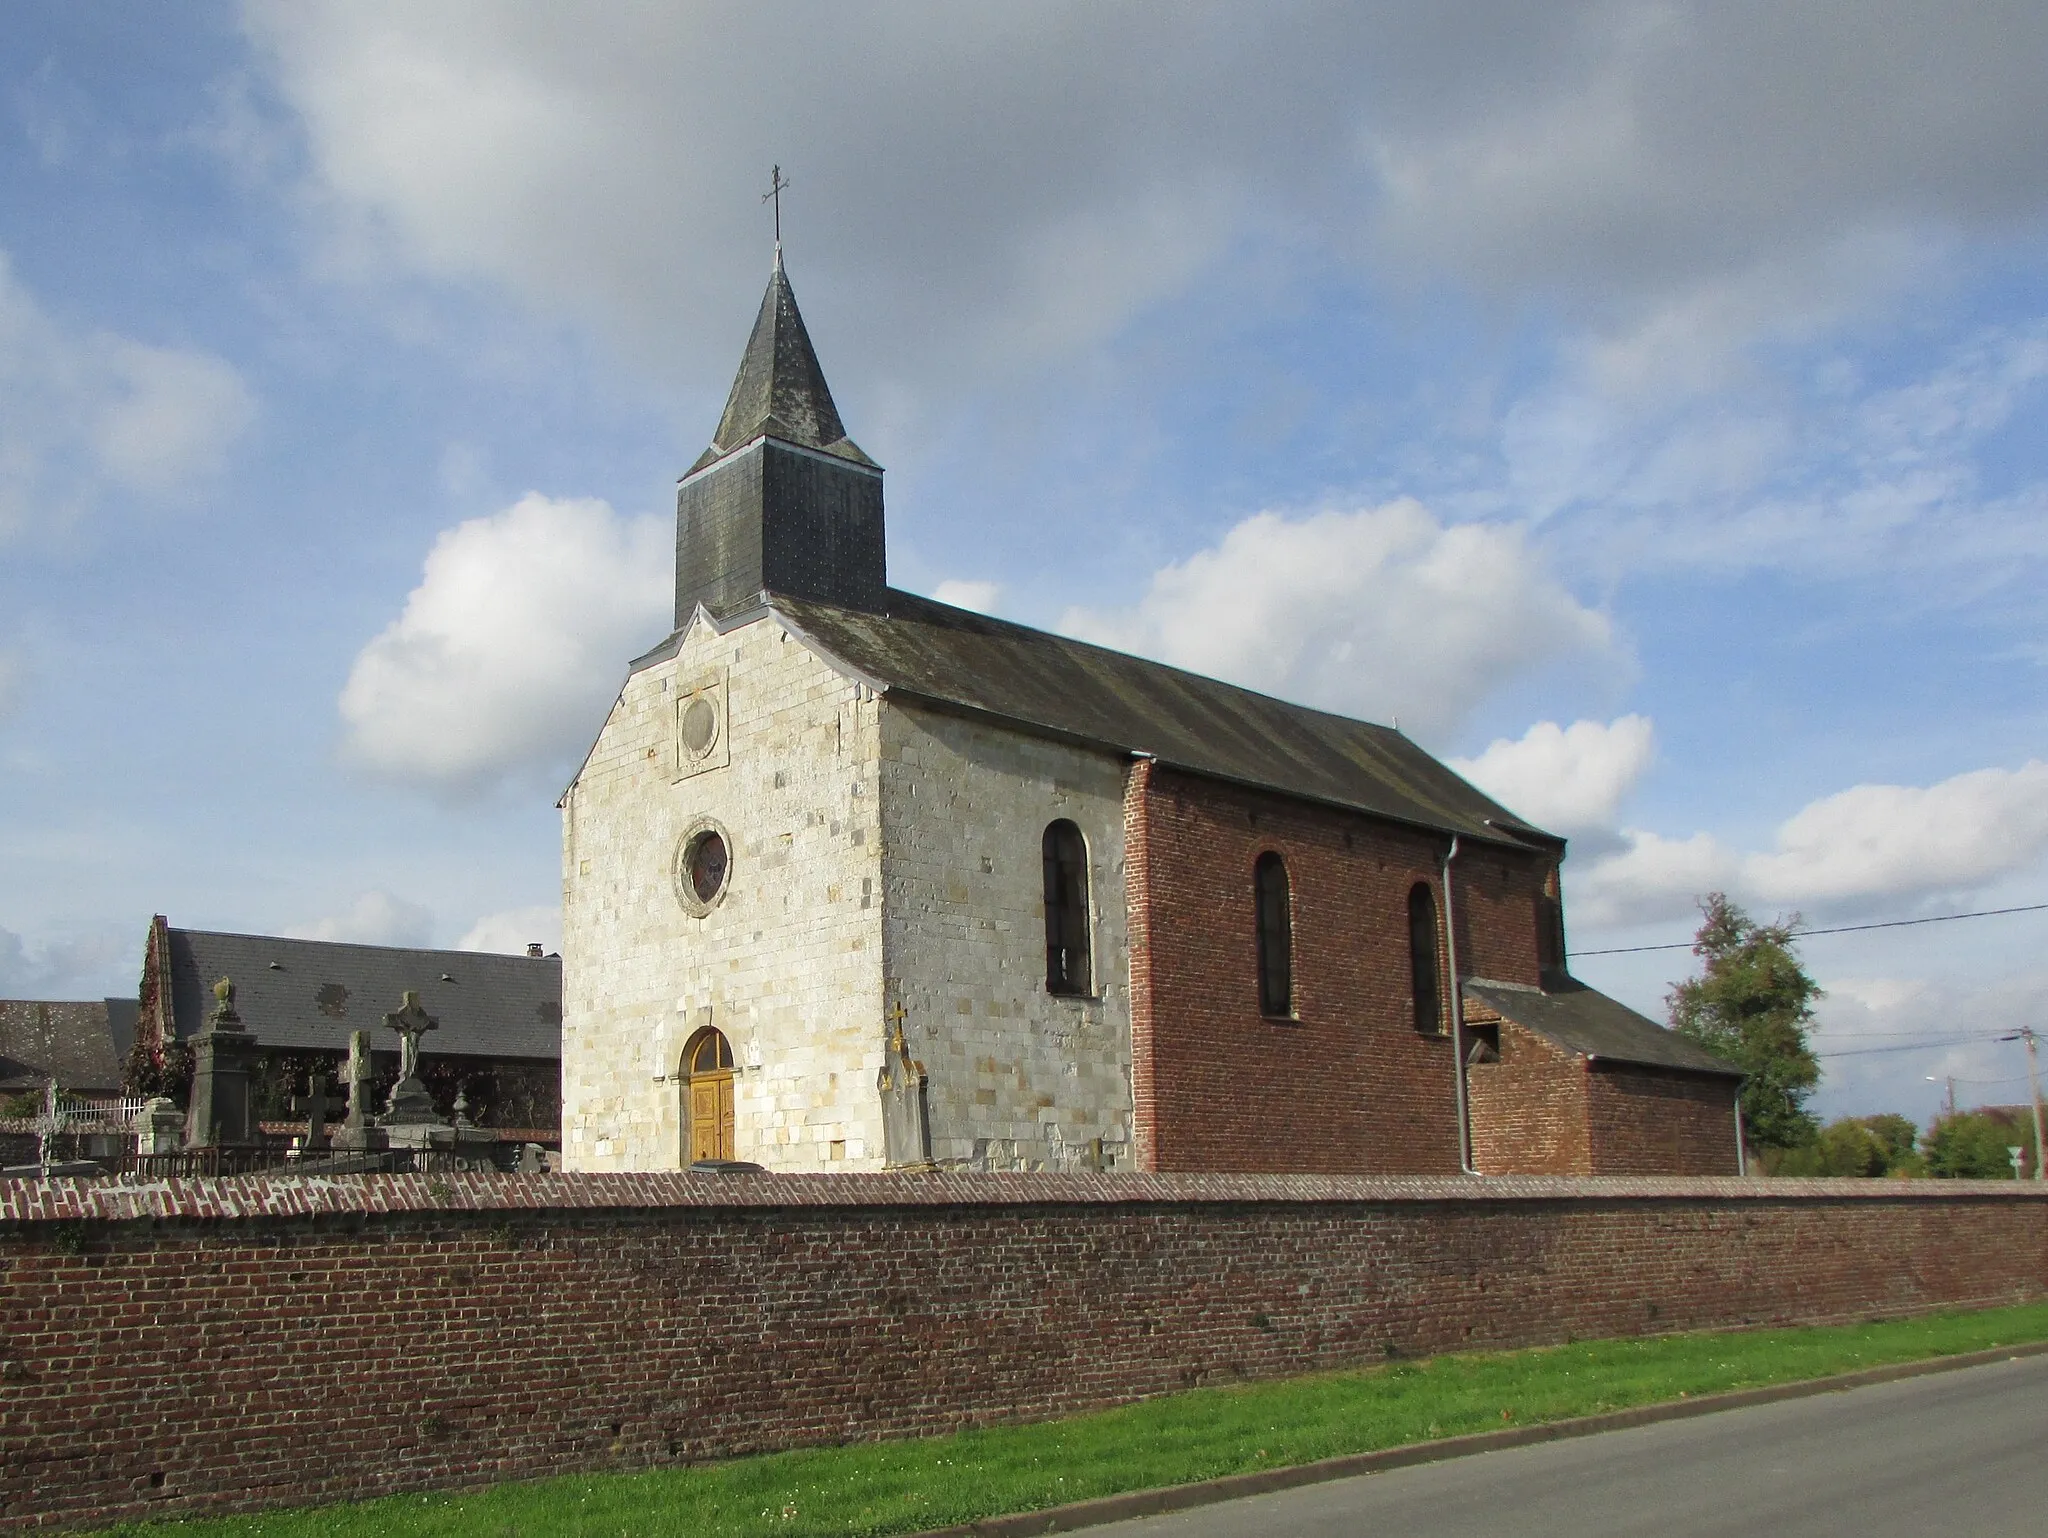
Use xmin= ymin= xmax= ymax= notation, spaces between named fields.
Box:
xmin=1924 ymin=1111 xmax=2021 ymax=1178
xmin=1773 ymin=1113 xmax=1925 ymax=1177
xmin=1667 ymin=892 xmax=1822 ymax=1152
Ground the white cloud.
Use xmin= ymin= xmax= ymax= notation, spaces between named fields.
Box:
xmin=1749 ymin=763 xmax=2048 ymax=904
xmin=1451 ymin=716 xmax=1655 ymax=845
xmin=930 ymin=579 xmax=1002 ymax=615
xmin=239 ymin=4 xmax=2048 ymax=408
xmin=1570 ymin=760 xmax=2048 ymax=928
xmin=0 ymin=250 xmax=255 ymax=541
xmin=339 ymin=493 xmax=670 ymax=788
xmin=457 ymin=905 xmax=560 ymax=956
xmin=288 ymin=890 xmax=436 ymax=947
xmin=1806 ymin=970 xmax=2048 ymax=1124
xmin=0 ymin=923 xmax=134 ymax=999
xmin=1060 ymin=499 xmax=1615 ymax=742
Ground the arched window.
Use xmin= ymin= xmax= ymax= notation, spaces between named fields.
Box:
xmin=683 ymin=1027 xmax=736 ymax=1163
xmin=1255 ymin=851 xmax=1293 ymax=1018
xmin=1409 ymin=882 xmax=1443 ymax=1034
xmin=1043 ymin=820 xmax=1091 ymax=994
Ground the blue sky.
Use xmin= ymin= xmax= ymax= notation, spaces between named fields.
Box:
xmin=5 ymin=2 xmax=2047 ymax=1128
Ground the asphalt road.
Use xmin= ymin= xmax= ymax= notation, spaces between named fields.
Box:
xmin=1086 ymin=1355 xmax=2048 ymax=1538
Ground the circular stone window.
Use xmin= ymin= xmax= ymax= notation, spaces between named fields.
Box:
xmin=679 ymin=693 xmax=719 ymax=760
xmin=672 ymin=819 xmax=733 ymax=916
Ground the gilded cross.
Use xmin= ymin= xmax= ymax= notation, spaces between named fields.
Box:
xmin=762 ymin=164 xmax=791 ymax=247
xmin=887 ymin=1001 xmax=909 ymax=1056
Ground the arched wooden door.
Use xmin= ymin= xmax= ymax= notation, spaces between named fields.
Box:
xmin=684 ymin=1028 xmax=736 ymax=1162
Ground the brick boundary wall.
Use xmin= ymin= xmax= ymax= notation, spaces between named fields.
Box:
xmin=3 ymin=1173 xmax=2045 ymax=1532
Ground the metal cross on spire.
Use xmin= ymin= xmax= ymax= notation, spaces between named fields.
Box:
xmin=763 ymin=164 xmax=791 ymax=259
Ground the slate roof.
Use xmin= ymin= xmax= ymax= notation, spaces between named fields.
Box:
xmin=734 ymin=589 xmax=1556 ymax=847
xmin=1464 ymin=976 xmax=1743 ymax=1078
xmin=690 ymin=257 xmax=876 ymax=475
xmin=0 ymin=1000 xmax=124 ymax=1093
xmin=165 ymin=930 xmax=561 ymax=1061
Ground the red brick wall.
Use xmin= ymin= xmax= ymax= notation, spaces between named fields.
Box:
xmin=1467 ymin=1020 xmax=1592 ymax=1175
xmin=1123 ymin=767 xmax=1554 ymax=1175
xmin=1588 ymin=1064 xmax=1742 ymax=1176
xmin=3 ymin=1173 xmax=2043 ymax=1533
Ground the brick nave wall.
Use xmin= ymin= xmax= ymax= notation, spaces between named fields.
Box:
xmin=1122 ymin=766 xmax=1557 ymax=1175
xmin=4 ymin=1172 xmax=2045 ymax=1532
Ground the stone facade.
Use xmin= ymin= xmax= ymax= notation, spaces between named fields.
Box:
xmin=879 ymin=703 xmax=1133 ymax=1171
xmin=561 ymin=610 xmax=886 ymax=1171
xmin=561 ymin=618 xmax=1138 ymax=1173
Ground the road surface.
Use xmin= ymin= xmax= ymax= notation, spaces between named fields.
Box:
xmin=1086 ymin=1354 xmax=2048 ymax=1537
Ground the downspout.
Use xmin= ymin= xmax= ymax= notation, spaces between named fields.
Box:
xmin=1733 ymin=1092 xmax=1748 ymax=1176
xmin=1442 ymin=836 xmax=1477 ymax=1175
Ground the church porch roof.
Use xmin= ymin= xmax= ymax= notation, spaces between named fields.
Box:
xmin=1463 ymin=976 xmax=1743 ymax=1078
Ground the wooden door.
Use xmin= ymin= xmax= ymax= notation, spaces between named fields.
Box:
xmin=689 ymin=1071 xmax=735 ymax=1161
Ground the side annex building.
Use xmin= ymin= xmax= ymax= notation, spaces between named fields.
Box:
xmin=559 ymin=256 xmax=1741 ymax=1178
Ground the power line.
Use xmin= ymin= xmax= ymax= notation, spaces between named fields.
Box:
xmin=1574 ymin=901 xmax=2048 ymax=958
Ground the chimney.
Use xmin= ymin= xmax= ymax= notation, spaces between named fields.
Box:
xmin=526 ymin=943 xmax=544 ymax=958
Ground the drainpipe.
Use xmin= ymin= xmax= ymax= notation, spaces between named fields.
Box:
xmin=1733 ymin=1093 xmax=1748 ymax=1177
xmin=1442 ymin=835 xmax=1477 ymax=1174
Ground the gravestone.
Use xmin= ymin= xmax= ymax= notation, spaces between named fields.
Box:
xmin=331 ymin=1029 xmax=387 ymax=1153
xmin=291 ymin=1072 xmax=336 ymax=1153
xmin=134 ymin=1097 xmax=185 ymax=1157
xmin=380 ymin=990 xmax=452 ymax=1151
xmin=185 ymin=978 xmax=260 ymax=1149
xmin=876 ymin=1007 xmax=934 ymax=1170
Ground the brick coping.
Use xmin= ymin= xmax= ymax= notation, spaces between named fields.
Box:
xmin=2 ymin=1170 xmax=2042 ymax=1224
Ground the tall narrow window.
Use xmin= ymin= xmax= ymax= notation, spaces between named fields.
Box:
xmin=1537 ymin=865 xmax=1566 ymax=972
xmin=1409 ymin=882 xmax=1443 ymax=1034
xmin=1043 ymin=820 xmax=1091 ymax=994
xmin=1255 ymin=851 xmax=1293 ymax=1017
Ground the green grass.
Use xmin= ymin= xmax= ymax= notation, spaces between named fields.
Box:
xmin=100 ymin=1302 xmax=2048 ymax=1538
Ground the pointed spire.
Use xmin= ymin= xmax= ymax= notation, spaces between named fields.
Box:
xmin=694 ymin=260 xmax=875 ymax=474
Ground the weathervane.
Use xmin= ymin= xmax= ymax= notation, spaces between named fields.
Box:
xmin=763 ymin=164 xmax=790 ymax=256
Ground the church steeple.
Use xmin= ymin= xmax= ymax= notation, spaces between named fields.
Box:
xmin=693 ymin=255 xmax=875 ymax=474
xmin=674 ymin=256 xmax=887 ymax=626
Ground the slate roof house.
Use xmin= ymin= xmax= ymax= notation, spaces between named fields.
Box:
xmin=558 ymin=252 xmax=1741 ymax=1177
xmin=135 ymin=915 xmax=563 ymax=1135
xmin=0 ymin=999 xmax=131 ymax=1098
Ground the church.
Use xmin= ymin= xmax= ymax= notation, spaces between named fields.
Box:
xmin=558 ymin=255 xmax=1743 ymax=1178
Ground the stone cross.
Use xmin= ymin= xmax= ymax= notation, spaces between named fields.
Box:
xmin=36 ymin=1082 xmax=65 ymax=1171
xmin=292 ymin=1072 xmax=335 ymax=1152
xmin=383 ymin=990 xmax=438 ymax=1082
xmin=342 ymin=1030 xmax=373 ymax=1130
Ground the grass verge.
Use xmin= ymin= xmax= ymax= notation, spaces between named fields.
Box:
xmin=98 ymin=1301 xmax=2048 ymax=1538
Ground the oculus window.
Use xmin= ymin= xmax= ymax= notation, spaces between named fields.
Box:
xmin=672 ymin=818 xmax=735 ymax=917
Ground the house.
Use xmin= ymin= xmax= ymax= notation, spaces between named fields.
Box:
xmin=558 ymin=253 xmax=1741 ymax=1176
xmin=132 ymin=915 xmax=563 ymax=1135
xmin=0 ymin=999 xmax=129 ymax=1099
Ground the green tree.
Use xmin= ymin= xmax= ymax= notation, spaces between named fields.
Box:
xmin=1924 ymin=1111 xmax=2022 ymax=1178
xmin=1667 ymin=892 xmax=1822 ymax=1152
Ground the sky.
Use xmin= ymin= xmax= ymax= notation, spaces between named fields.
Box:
xmin=4 ymin=2 xmax=2047 ymax=1130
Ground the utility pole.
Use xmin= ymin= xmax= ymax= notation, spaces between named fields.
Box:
xmin=1998 ymin=1026 xmax=2046 ymax=1181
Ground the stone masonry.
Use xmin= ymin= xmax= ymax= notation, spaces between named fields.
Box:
xmin=561 ymin=609 xmax=886 ymax=1171
xmin=879 ymin=703 xmax=1133 ymax=1171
